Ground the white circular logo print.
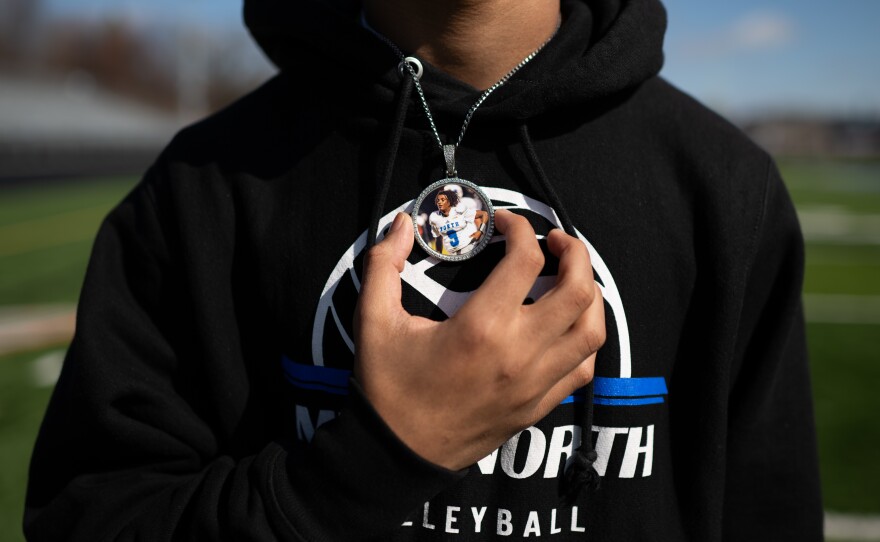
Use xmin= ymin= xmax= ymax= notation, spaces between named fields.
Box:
xmin=311 ymin=187 xmax=633 ymax=379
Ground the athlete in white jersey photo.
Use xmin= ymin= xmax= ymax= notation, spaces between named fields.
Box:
xmin=429 ymin=189 xmax=489 ymax=254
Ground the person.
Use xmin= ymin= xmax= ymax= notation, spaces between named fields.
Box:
xmin=428 ymin=189 xmax=487 ymax=254
xmin=25 ymin=0 xmax=823 ymax=540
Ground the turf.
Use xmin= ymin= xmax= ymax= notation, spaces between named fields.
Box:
xmin=805 ymin=260 xmax=880 ymax=296
xmin=0 ymin=241 xmax=96 ymax=306
xmin=0 ymin=178 xmax=135 ymax=228
xmin=0 ymin=178 xmax=136 ymax=537
xmin=0 ymin=178 xmax=136 ymax=305
xmin=0 ymin=348 xmax=59 ymax=542
xmin=808 ymin=323 xmax=880 ymax=513
xmin=781 ymin=159 xmax=880 ymax=516
xmin=779 ymin=159 xmax=880 ymax=214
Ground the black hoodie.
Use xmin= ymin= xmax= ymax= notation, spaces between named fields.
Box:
xmin=25 ymin=0 xmax=823 ymax=540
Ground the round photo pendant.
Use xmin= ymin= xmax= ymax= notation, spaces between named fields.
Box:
xmin=411 ymin=178 xmax=495 ymax=262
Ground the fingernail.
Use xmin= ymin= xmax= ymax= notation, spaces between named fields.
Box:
xmin=391 ymin=213 xmax=408 ymax=234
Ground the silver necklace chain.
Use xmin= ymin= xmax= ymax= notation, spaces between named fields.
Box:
xmin=364 ymin=15 xmax=559 ymax=176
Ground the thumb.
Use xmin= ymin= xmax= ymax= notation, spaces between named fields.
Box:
xmin=358 ymin=213 xmax=413 ymax=320
xmin=379 ymin=212 xmax=415 ymax=267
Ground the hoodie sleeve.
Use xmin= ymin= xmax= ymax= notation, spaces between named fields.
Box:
xmin=721 ymin=160 xmax=823 ymax=540
xmin=24 ymin=168 xmax=465 ymax=541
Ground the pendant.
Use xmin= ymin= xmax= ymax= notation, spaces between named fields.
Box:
xmin=411 ymin=177 xmax=495 ymax=262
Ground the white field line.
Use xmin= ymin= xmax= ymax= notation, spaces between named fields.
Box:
xmin=803 ymin=294 xmax=880 ymax=325
xmin=827 ymin=511 xmax=880 ymax=541
xmin=0 ymin=304 xmax=76 ymax=356
xmin=798 ymin=207 xmax=880 ymax=245
xmin=29 ymin=349 xmax=65 ymax=387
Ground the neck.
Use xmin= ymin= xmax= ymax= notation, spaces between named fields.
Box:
xmin=364 ymin=0 xmax=561 ymax=90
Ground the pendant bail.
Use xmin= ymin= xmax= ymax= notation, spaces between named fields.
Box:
xmin=443 ymin=144 xmax=457 ymax=178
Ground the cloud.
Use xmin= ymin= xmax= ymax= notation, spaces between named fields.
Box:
xmin=728 ymin=11 xmax=796 ymax=50
xmin=674 ymin=10 xmax=797 ymax=59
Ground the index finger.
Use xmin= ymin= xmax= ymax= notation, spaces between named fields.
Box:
xmin=525 ymin=228 xmax=598 ymax=338
xmin=357 ymin=213 xmax=414 ymax=323
xmin=459 ymin=210 xmax=546 ymax=316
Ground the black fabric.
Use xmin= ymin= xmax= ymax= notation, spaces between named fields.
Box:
xmin=519 ymin=123 xmax=577 ymax=235
xmin=25 ymin=0 xmax=822 ymax=540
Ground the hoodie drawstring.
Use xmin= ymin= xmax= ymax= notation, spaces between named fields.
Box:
xmin=367 ymin=74 xmax=414 ymax=249
xmin=518 ymin=124 xmax=576 ymax=235
xmin=519 ymin=123 xmax=601 ymax=503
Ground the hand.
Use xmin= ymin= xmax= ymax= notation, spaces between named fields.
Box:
xmin=354 ymin=210 xmax=605 ymax=471
xmin=470 ymin=230 xmax=483 ymax=240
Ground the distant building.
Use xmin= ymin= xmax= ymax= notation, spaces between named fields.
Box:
xmin=742 ymin=117 xmax=880 ymax=158
xmin=0 ymin=74 xmax=184 ymax=180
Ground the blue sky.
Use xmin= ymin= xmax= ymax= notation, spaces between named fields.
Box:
xmin=662 ymin=0 xmax=880 ymax=117
xmin=41 ymin=0 xmax=880 ymax=118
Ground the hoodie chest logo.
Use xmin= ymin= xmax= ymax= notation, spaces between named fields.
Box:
xmin=286 ymin=188 xmax=668 ymax=479
xmin=305 ymin=187 xmax=634 ymax=376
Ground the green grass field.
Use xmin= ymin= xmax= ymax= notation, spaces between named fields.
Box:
xmin=0 ymin=177 xmax=138 ymax=540
xmin=0 ymin=161 xmax=878 ymax=538
xmin=0 ymin=348 xmax=58 ymax=539
xmin=779 ymin=159 xmax=880 ymax=518
xmin=0 ymin=179 xmax=137 ymax=305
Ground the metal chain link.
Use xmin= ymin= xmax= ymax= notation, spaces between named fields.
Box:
xmin=367 ymin=18 xmax=560 ymax=155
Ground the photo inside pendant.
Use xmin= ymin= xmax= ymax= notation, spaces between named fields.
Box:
xmin=415 ymin=181 xmax=492 ymax=259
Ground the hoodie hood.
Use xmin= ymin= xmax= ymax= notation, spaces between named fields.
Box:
xmin=244 ymin=0 xmax=666 ymax=121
